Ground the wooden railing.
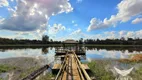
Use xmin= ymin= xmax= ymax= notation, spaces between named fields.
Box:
xmin=55 ymin=51 xmax=91 ymax=80
xmin=54 ymin=54 xmax=68 ymax=80
xmin=73 ymin=51 xmax=92 ymax=80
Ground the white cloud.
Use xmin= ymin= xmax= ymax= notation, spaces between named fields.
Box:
xmin=48 ymin=24 xmax=66 ymax=35
xmin=0 ymin=0 xmax=73 ymax=39
xmin=77 ymin=0 xmax=83 ymax=3
xmin=70 ymin=29 xmax=142 ymax=40
xmin=74 ymin=24 xmax=78 ymax=26
xmin=72 ymin=20 xmax=75 ymax=23
xmin=0 ymin=17 xmax=5 ymax=24
xmin=0 ymin=30 xmax=45 ymax=40
xmin=68 ymin=28 xmax=72 ymax=31
xmin=52 ymin=29 xmax=142 ymax=41
xmin=103 ymin=30 xmax=142 ymax=39
xmin=54 ymin=29 xmax=82 ymax=40
xmin=87 ymin=0 xmax=142 ymax=31
xmin=135 ymin=30 xmax=142 ymax=38
xmin=15 ymin=32 xmax=31 ymax=36
xmin=87 ymin=18 xmax=109 ymax=31
xmin=71 ymin=20 xmax=78 ymax=27
xmin=70 ymin=29 xmax=81 ymax=35
xmin=132 ymin=18 xmax=142 ymax=24
xmin=0 ymin=0 xmax=9 ymax=7
xmin=10 ymin=0 xmax=14 ymax=2
xmin=104 ymin=31 xmax=116 ymax=39
xmin=115 ymin=30 xmax=142 ymax=39
xmin=119 ymin=30 xmax=126 ymax=38
xmin=126 ymin=31 xmax=134 ymax=38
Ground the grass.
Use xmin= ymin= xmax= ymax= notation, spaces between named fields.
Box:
xmin=87 ymin=60 xmax=114 ymax=80
xmin=0 ymin=57 xmax=42 ymax=80
xmin=0 ymin=64 xmax=16 ymax=74
xmin=0 ymin=44 xmax=142 ymax=47
xmin=19 ymin=67 xmax=55 ymax=80
xmin=19 ymin=66 xmax=40 ymax=79
xmin=136 ymin=66 xmax=142 ymax=74
xmin=130 ymin=66 xmax=142 ymax=80
xmin=87 ymin=60 xmax=142 ymax=80
xmin=38 ymin=72 xmax=55 ymax=80
xmin=0 ymin=44 xmax=63 ymax=46
xmin=84 ymin=44 xmax=142 ymax=46
xmin=0 ymin=64 xmax=16 ymax=80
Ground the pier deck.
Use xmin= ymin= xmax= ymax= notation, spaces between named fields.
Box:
xmin=55 ymin=51 xmax=91 ymax=80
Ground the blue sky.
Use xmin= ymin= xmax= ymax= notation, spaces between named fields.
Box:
xmin=0 ymin=0 xmax=142 ymax=40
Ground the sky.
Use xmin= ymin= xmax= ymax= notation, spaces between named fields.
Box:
xmin=0 ymin=0 xmax=142 ymax=40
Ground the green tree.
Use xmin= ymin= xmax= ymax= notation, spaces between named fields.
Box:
xmin=79 ymin=38 xmax=83 ymax=44
xmin=42 ymin=35 xmax=49 ymax=43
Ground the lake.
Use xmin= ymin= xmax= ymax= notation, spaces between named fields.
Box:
xmin=0 ymin=46 xmax=142 ymax=69
xmin=0 ymin=46 xmax=142 ymax=60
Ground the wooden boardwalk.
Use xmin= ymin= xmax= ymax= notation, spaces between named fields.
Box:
xmin=58 ymin=54 xmax=81 ymax=80
xmin=55 ymin=51 xmax=91 ymax=80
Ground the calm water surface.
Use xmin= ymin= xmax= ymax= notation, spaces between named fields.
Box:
xmin=0 ymin=47 xmax=142 ymax=58
xmin=0 ymin=47 xmax=142 ymax=62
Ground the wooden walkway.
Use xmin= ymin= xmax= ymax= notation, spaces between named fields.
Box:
xmin=59 ymin=54 xmax=81 ymax=80
xmin=55 ymin=51 xmax=91 ymax=80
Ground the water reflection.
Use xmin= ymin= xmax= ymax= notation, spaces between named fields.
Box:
xmin=86 ymin=46 xmax=142 ymax=52
xmin=42 ymin=48 xmax=48 ymax=54
xmin=0 ymin=48 xmax=56 ymax=66
xmin=0 ymin=46 xmax=142 ymax=60
xmin=86 ymin=49 xmax=142 ymax=60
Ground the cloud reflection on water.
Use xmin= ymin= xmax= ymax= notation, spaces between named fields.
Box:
xmin=86 ymin=49 xmax=142 ymax=60
xmin=0 ymin=47 xmax=142 ymax=61
xmin=0 ymin=48 xmax=55 ymax=65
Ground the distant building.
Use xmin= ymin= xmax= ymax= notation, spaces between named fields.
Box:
xmin=63 ymin=39 xmax=78 ymax=44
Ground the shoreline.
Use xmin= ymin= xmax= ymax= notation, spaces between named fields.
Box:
xmin=0 ymin=44 xmax=142 ymax=47
xmin=0 ymin=57 xmax=43 ymax=80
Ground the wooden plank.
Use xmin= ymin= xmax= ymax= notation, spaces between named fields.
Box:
xmin=55 ymin=52 xmax=91 ymax=80
xmin=62 ymin=56 xmax=69 ymax=80
xmin=71 ymin=54 xmax=81 ymax=80
xmin=62 ymin=70 xmax=67 ymax=80
xmin=73 ymin=51 xmax=92 ymax=80
xmin=58 ymin=54 xmax=81 ymax=80
xmin=81 ymin=64 xmax=90 ymax=70
xmin=52 ymin=64 xmax=61 ymax=69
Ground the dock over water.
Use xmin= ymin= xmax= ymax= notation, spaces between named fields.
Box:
xmin=53 ymin=51 xmax=91 ymax=80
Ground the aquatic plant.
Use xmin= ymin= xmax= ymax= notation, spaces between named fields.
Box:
xmin=87 ymin=60 xmax=114 ymax=80
xmin=0 ymin=64 xmax=16 ymax=74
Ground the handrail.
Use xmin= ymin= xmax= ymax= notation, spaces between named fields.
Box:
xmin=74 ymin=56 xmax=84 ymax=80
xmin=55 ymin=54 xmax=68 ymax=80
xmin=73 ymin=51 xmax=92 ymax=80
xmin=55 ymin=51 xmax=91 ymax=80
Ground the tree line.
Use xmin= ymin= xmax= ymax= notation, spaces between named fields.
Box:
xmin=0 ymin=35 xmax=61 ymax=45
xmin=0 ymin=35 xmax=142 ymax=45
xmin=82 ymin=38 xmax=142 ymax=45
